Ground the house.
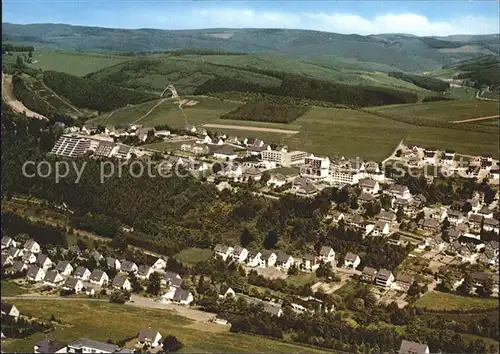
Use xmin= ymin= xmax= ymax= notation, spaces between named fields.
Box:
xmin=120 ymin=260 xmax=138 ymax=274
xmin=398 ymin=339 xmax=430 ymax=354
xmin=372 ymin=221 xmax=390 ymax=236
xmin=7 ymin=247 xmax=23 ymax=258
xmin=63 ymin=277 xmax=84 ymax=293
xmin=112 ymin=275 xmax=132 ymax=291
xmin=185 ymin=124 xmax=197 ymax=133
xmin=447 ymin=209 xmax=464 ymax=225
xmin=275 ymin=251 xmax=294 ymax=270
xmin=423 ymin=149 xmax=437 ymax=164
xmin=1 ymin=254 xmax=13 ymax=267
xmin=226 ymin=164 xmax=243 ymax=180
xmin=361 ymin=266 xmax=378 ymax=283
xmin=34 ymin=338 xmax=68 ymax=353
xmin=243 ymin=166 xmax=263 ymax=181
xmin=319 ymin=246 xmax=336 ymax=264
xmin=231 ymin=245 xmax=248 ymax=263
xmin=1 ymin=302 xmax=20 ymax=320
xmin=296 ymin=254 xmax=319 ymax=272
xmin=74 ymin=267 xmax=91 ymax=281
xmin=213 ymin=145 xmax=239 ymax=160
xmin=91 ymin=250 xmax=104 ymax=262
xmin=214 ymin=244 xmax=234 ymax=261
xmin=347 ymin=215 xmax=366 ymax=232
xmin=343 ymin=252 xmax=361 ymax=269
xmin=394 ymin=274 xmax=414 ymax=292
xmin=263 ymin=302 xmax=283 ymax=317
xmin=259 ymin=250 xmax=277 ymax=267
xmin=375 ymin=268 xmax=394 ymax=287
xmin=23 ymin=239 xmax=41 ymax=254
xmin=67 ymin=338 xmax=121 ymax=353
xmin=246 ymin=251 xmax=262 ymax=267
xmin=89 ymin=269 xmax=109 ymax=286
xmin=22 ymin=252 xmax=37 ymax=264
xmin=292 ymin=177 xmax=318 ymax=197
xmin=36 ymin=253 xmax=52 ymax=270
xmin=172 ymin=288 xmax=194 ymax=305
xmin=26 ymin=265 xmax=46 ymax=282
xmin=377 ymin=211 xmax=397 ymax=223
xmin=163 ymin=271 xmax=183 ymax=290
xmin=106 ymin=257 xmax=121 ymax=270
xmin=216 ymin=284 xmax=236 ymax=299
xmin=478 ymin=206 xmax=494 ymax=219
xmin=137 ymin=265 xmax=154 ymax=280
xmin=155 ymin=130 xmax=171 ymax=138
xmin=425 ymin=234 xmax=447 ymax=251
xmin=417 ymin=218 xmax=440 ymax=232
xmin=1 ymin=236 xmax=17 ymax=250
xmin=152 ymin=256 xmax=169 ymax=270
xmin=55 ymin=261 xmax=74 ymax=277
xmin=358 ymin=178 xmax=380 ymax=194
xmin=10 ymin=261 xmax=28 ymax=274
xmin=44 ymin=270 xmax=64 ymax=287
xmin=483 ymin=218 xmax=499 ymax=234
xmin=81 ymin=124 xmax=98 ymax=135
xmin=267 ymin=173 xmax=288 ymax=188
xmin=468 ymin=214 xmax=484 ymax=233
xmin=137 ymin=328 xmax=163 ymax=349
xmin=358 ymin=191 xmax=375 ymax=203
xmin=387 ymin=184 xmax=412 ymax=200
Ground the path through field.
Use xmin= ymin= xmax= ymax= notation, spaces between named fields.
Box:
xmin=450 ymin=115 xmax=499 ymax=124
xmin=2 ymin=73 xmax=47 ymax=119
xmin=132 ymin=98 xmax=166 ymax=124
xmin=203 ymin=123 xmax=300 ymax=134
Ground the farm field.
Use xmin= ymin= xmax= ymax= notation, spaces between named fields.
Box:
xmin=414 ymin=291 xmax=500 ymax=311
xmin=0 ymin=280 xmax=28 ymax=296
xmin=174 ymin=247 xmax=214 ymax=265
xmin=2 ymin=300 xmax=329 ymax=353
xmin=25 ymin=51 xmax=132 ymax=76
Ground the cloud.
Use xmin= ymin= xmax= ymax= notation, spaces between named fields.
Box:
xmin=184 ymin=8 xmax=498 ymax=36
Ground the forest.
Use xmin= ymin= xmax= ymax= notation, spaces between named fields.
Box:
xmin=194 ymin=72 xmax=419 ymax=107
xmin=11 ymin=75 xmax=57 ymax=118
xmin=42 ymin=71 xmax=158 ymax=112
xmin=388 ymin=72 xmax=450 ymax=92
xmin=2 ymin=44 xmax=35 ymax=53
xmin=220 ymin=97 xmax=309 ymax=123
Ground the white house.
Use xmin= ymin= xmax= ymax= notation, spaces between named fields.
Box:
xmin=275 ymin=251 xmax=294 ymax=270
xmin=137 ymin=328 xmax=163 ymax=349
xmin=259 ymin=250 xmax=277 ymax=268
xmin=106 ymin=257 xmax=121 ymax=270
xmin=231 ymin=245 xmax=248 ymax=263
xmin=1 ymin=302 xmax=20 ymax=320
xmin=112 ymin=275 xmax=132 ymax=291
xmin=343 ymin=252 xmax=361 ymax=269
xmin=89 ymin=269 xmax=109 ymax=286
xmin=22 ymin=252 xmax=37 ymax=264
xmin=198 ymin=135 xmax=213 ymax=144
xmin=67 ymin=338 xmax=122 ymax=353
xmin=358 ymin=178 xmax=380 ymax=195
xmin=214 ymin=244 xmax=234 ymax=261
xmin=152 ymin=257 xmax=168 ymax=270
xmin=74 ymin=267 xmax=91 ymax=281
xmin=1 ymin=236 xmax=17 ymax=250
xmin=55 ymin=261 xmax=74 ymax=277
xmin=213 ymin=145 xmax=239 ymax=160
xmin=319 ymin=246 xmax=336 ymax=264
xmin=63 ymin=277 xmax=84 ymax=293
xmin=120 ymin=260 xmax=138 ymax=274
xmin=44 ymin=270 xmax=64 ymax=287
xmin=137 ymin=265 xmax=154 ymax=280
xmin=36 ymin=254 xmax=53 ymax=270
xmin=26 ymin=265 xmax=46 ymax=282
xmin=386 ymin=184 xmax=412 ymax=200
xmin=296 ymin=254 xmax=319 ymax=272
xmin=375 ymin=269 xmax=394 ymax=287
xmin=398 ymin=340 xmax=430 ymax=354
xmin=217 ymin=284 xmax=236 ymax=299
xmin=34 ymin=338 xmax=68 ymax=353
xmin=171 ymin=288 xmax=194 ymax=305
xmin=23 ymin=240 xmax=41 ymax=254
xmin=483 ymin=218 xmax=499 ymax=234
xmin=372 ymin=221 xmax=390 ymax=236
xmin=246 ymin=251 xmax=262 ymax=267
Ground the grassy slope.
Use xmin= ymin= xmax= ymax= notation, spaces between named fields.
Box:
xmin=415 ymin=291 xmax=500 ymax=311
xmin=3 ymin=300 xmax=330 ymax=353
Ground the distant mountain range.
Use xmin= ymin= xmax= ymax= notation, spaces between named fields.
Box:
xmin=2 ymin=22 xmax=499 ymax=72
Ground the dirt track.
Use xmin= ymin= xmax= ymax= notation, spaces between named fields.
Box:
xmin=202 ymin=123 xmax=299 ymax=134
xmin=2 ymin=73 xmax=47 ymax=119
xmin=451 ymin=115 xmax=499 ymax=124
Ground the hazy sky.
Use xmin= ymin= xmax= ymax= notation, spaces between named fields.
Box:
xmin=3 ymin=0 xmax=499 ymax=36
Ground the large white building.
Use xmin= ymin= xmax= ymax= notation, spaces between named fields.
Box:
xmin=50 ymin=135 xmax=91 ymax=158
xmin=261 ymin=148 xmax=308 ymax=167
xmin=300 ymin=155 xmax=330 ymax=180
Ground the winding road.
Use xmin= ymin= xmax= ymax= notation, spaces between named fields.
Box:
xmin=2 ymin=73 xmax=47 ymax=119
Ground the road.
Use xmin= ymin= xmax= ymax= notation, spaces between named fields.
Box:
xmin=450 ymin=115 xmax=499 ymax=124
xmin=381 ymin=134 xmax=407 ymax=165
xmin=3 ymin=294 xmax=217 ymax=323
xmin=202 ymin=124 xmax=300 ymax=135
xmin=2 ymin=73 xmax=47 ymax=120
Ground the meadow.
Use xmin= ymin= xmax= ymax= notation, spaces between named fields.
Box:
xmin=2 ymin=300 xmax=329 ymax=353
xmin=174 ymin=247 xmax=214 ymax=265
xmin=25 ymin=51 xmax=132 ymax=76
xmin=414 ymin=291 xmax=500 ymax=312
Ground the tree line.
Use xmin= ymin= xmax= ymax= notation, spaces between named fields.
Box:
xmin=2 ymin=44 xmax=35 ymax=53
xmin=388 ymin=72 xmax=450 ymax=92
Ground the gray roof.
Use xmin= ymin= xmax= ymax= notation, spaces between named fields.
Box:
xmin=350 ymin=215 xmax=365 ymax=225
xmin=483 ymin=218 xmax=499 ymax=226
xmin=106 ymin=257 xmax=119 ymax=268
xmin=344 ymin=252 xmax=359 ymax=262
xmin=263 ymin=302 xmax=282 ymax=316
xmin=374 ymin=220 xmax=388 ymax=230
xmin=358 ymin=178 xmax=377 ymax=188
xmin=7 ymin=247 xmax=19 ymax=257
xmin=22 ymin=252 xmax=34 ymax=261
xmin=68 ymin=338 xmax=120 ymax=352
xmin=418 ymin=218 xmax=440 ymax=229
xmin=24 ymin=239 xmax=38 ymax=249
xmin=90 ymin=269 xmax=107 ymax=281
xmin=214 ymin=244 xmax=230 ymax=254
xmin=35 ymin=338 xmax=67 ymax=353
xmin=276 ymin=251 xmax=291 ymax=263
xmin=232 ymin=245 xmax=245 ymax=256
xmin=478 ymin=206 xmax=493 ymax=215
xmin=44 ymin=270 xmax=61 ymax=283
xmin=27 ymin=265 xmax=42 ymax=278
xmin=362 ymin=266 xmax=378 ymax=276
xmin=137 ymin=265 xmax=152 ymax=277
xmin=12 ymin=261 xmax=26 ymax=272
xmin=112 ymin=275 xmax=129 ymax=287
xmin=36 ymin=253 xmax=50 ymax=265
xmin=74 ymin=266 xmax=89 ymax=277
xmin=55 ymin=261 xmax=71 ymax=272
xmin=164 ymin=272 xmax=183 ymax=288
xmin=120 ymin=260 xmax=137 ymax=272
xmin=388 ymin=184 xmax=409 ymax=194
xmin=64 ymin=277 xmax=81 ymax=289
xmin=377 ymin=211 xmax=396 ymax=221
xmin=376 ymin=268 xmax=393 ymax=281
xmin=319 ymin=246 xmax=334 ymax=257
xmin=1 ymin=237 xmax=13 ymax=247
xmin=396 ymin=274 xmax=414 ymax=284
xmin=138 ymin=328 xmax=162 ymax=343
xmin=358 ymin=192 xmax=375 ymax=202
xmin=260 ymin=250 xmax=275 ymax=261
xmin=173 ymin=287 xmax=191 ymax=301
xmin=1 ymin=254 xmax=11 ymax=266
xmin=469 ymin=214 xmax=484 ymax=223
xmin=399 ymin=340 xmax=429 ymax=354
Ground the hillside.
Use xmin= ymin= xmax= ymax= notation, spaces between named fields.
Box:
xmin=444 ymin=55 xmax=500 ymax=92
xmin=3 ymin=23 xmax=497 ymax=72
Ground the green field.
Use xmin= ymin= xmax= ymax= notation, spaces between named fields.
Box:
xmin=447 ymin=86 xmax=478 ymax=100
xmin=2 ymin=300 xmax=329 ymax=353
xmin=0 ymin=280 xmax=28 ymax=296
xmin=415 ymin=291 xmax=500 ymax=312
xmin=174 ymin=247 xmax=214 ymax=265
xmin=24 ymin=51 xmax=132 ymax=76
xmin=286 ymin=273 xmax=317 ymax=286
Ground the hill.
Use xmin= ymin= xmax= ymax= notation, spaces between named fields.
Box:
xmin=2 ymin=23 xmax=497 ymax=72
xmin=444 ymin=55 xmax=500 ymax=92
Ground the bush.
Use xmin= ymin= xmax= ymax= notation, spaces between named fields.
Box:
xmin=162 ymin=335 xmax=183 ymax=352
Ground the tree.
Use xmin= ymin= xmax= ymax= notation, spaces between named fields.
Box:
xmin=15 ymin=56 xmax=24 ymax=69
xmin=109 ymin=290 xmax=127 ymax=304
xmin=263 ymin=229 xmax=278 ymax=249
xmin=28 ymin=51 xmax=33 ymax=58
xmin=130 ymin=275 xmax=142 ymax=293
xmin=261 ymin=171 xmax=271 ymax=185
xmin=76 ymin=239 xmax=87 ymax=251
xmin=287 ymin=265 xmax=298 ymax=275
xmin=407 ymin=281 xmax=421 ymax=297
xmin=110 ymin=234 xmax=128 ymax=252
xmin=396 ymin=207 xmax=404 ymax=222
xmin=240 ymin=228 xmax=253 ymax=247
xmin=441 ymin=217 xmax=451 ymax=232
xmin=147 ymin=272 xmax=162 ymax=296
xmin=162 ymin=335 xmax=183 ymax=352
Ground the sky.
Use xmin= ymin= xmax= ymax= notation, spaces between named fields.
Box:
xmin=3 ymin=0 xmax=499 ymax=36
